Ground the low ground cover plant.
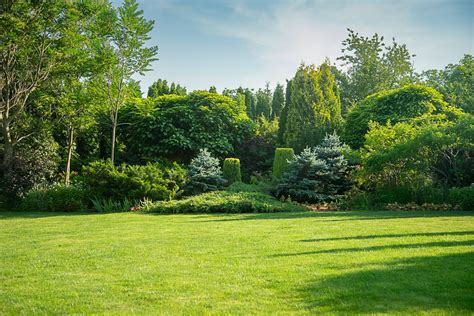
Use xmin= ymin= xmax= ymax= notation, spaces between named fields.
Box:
xmin=142 ymin=183 xmax=305 ymax=214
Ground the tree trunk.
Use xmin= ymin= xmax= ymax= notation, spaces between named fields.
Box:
xmin=1 ymin=114 xmax=14 ymax=178
xmin=65 ymin=127 xmax=75 ymax=186
xmin=111 ymin=117 xmax=117 ymax=165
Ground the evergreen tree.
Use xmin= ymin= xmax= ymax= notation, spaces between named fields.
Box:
xmin=282 ymin=63 xmax=342 ymax=151
xmin=271 ymin=83 xmax=285 ymax=118
xmin=274 ymin=133 xmax=351 ymax=203
xmin=255 ymin=83 xmax=272 ymax=119
xmin=244 ymin=88 xmax=256 ymax=119
xmin=277 ymin=79 xmax=292 ymax=145
xmin=209 ymin=86 xmax=217 ymax=93
xmin=185 ymin=148 xmax=226 ymax=195
xmin=148 ymin=79 xmax=187 ymax=97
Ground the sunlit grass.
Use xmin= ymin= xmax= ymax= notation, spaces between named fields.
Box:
xmin=0 ymin=210 xmax=473 ymax=314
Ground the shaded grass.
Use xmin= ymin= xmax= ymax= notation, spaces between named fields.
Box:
xmin=0 ymin=210 xmax=473 ymax=314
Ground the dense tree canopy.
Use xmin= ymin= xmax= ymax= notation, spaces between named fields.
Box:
xmin=343 ymin=84 xmax=462 ymax=148
xmin=119 ymin=91 xmax=253 ymax=162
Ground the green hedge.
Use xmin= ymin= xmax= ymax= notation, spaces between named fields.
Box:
xmin=449 ymin=186 xmax=474 ymax=211
xmin=223 ymin=158 xmax=241 ymax=184
xmin=272 ymin=148 xmax=294 ymax=178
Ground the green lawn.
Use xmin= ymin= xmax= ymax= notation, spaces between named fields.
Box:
xmin=1 ymin=211 xmax=473 ymax=314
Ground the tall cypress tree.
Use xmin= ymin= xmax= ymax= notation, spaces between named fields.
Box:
xmin=271 ymin=83 xmax=285 ymax=118
xmin=277 ymin=79 xmax=292 ymax=145
xmin=255 ymin=83 xmax=272 ymax=119
xmin=282 ymin=63 xmax=342 ymax=151
xmin=244 ymin=88 xmax=256 ymax=119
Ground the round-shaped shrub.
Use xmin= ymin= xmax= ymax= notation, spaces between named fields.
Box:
xmin=343 ymin=84 xmax=460 ymax=148
xmin=223 ymin=158 xmax=242 ymax=184
xmin=272 ymin=148 xmax=294 ymax=178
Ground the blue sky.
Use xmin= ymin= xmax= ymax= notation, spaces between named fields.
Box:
xmin=114 ymin=0 xmax=473 ymax=93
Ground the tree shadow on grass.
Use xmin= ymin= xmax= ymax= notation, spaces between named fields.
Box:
xmin=300 ymin=231 xmax=474 ymax=242
xmin=300 ymin=252 xmax=474 ymax=313
xmin=273 ymin=240 xmax=474 ymax=257
xmin=197 ymin=210 xmax=474 ymax=223
xmin=0 ymin=211 xmax=102 ymax=220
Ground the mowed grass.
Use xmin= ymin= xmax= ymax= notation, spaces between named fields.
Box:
xmin=0 ymin=211 xmax=473 ymax=314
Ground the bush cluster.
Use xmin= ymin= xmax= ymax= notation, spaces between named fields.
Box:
xmin=142 ymin=189 xmax=305 ymax=214
xmin=80 ymin=160 xmax=187 ymax=201
xmin=21 ymin=184 xmax=88 ymax=212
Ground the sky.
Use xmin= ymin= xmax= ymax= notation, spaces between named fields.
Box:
xmin=113 ymin=0 xmax=474 ymax=93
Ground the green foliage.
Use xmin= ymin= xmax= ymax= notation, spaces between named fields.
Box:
xmin=120 ymin=91 xmax=253 ymax=162
xmin=275 ymin=133 xmax=351 ymax=203
xmin=223 ymin=158 xmax=242 ymax=184
xmin=281 ymin=63 xmax=342 ymax=151
xmin=2 ymin=128 xmax=60 ymax=197
xmin=90 ymin=197 xmax=136 ymax=213
xmin=448 ymin=186 xmax=474 ymax=211
xmin=80 ymin=160 xmax=187 ymax=201
xmin=21 ymin=184 xmax=88 ymax=212
xmin=336 ymin=28 xmax=415 ymax=110
xmin=142 ymin=186 xmax=305 ymax=214
xmin=235 ymin=116 xmax=279 ymax=179
xmin=147 ymin=79 xmax=186 ymax=97
xmin=271 ymin=83 xmax=285 ymax=118
xmin=185 ymin=148 xmax=226 ymax=195
xmin=272 ymin=148 xmax=294 ymax=178
xmin=422 ymin=54 xmax=473 ymax=114
xmin=344 ymin=84 xmax=461 ymax=148
xmin=255 ymin=83 xmax=272 ymax=119
xmin=360 ymin=114 xmax=473 ymax=191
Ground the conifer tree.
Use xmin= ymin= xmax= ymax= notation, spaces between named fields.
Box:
xmin=271 ymin=83 xmax=285 ymax=118
xmin=274 ymin=133 xmax=351 ymax=203
xmin=281 ymin=63 xmax=342 ymax=151
xmin=185 ymin=148 xmax=226 ymax=195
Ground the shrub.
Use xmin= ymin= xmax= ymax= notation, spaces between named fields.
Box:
xmin=274 ymin=133 xmax=351 ymax=203
xmin=185 ymin=148 xmax=226 ymax=195
xmin=80 ymin=160 xmax=187 ymax=201
xmin=141 ymin=190 xmax=306 ymax=214
xmin=91 ymin=197 xmax=136 ymax=213
xmin=21 ymin=184 xmax=87 ymax=212
xmin=2 ymin=129 xmax=59 ymax=198
xmin=223 ymin=158 xmax=241 ymax=184
xmin=343 ymin=84 xmax=462 ymax=148
xmin=448 ymin=186 xmax=474 ymax=211
xmin=272 ymin=148 xmax=294 ymax=178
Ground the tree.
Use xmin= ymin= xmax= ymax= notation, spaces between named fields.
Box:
xmin=148 ymin=79 xmax=186 ymax=97
xmin=99 ymin=0 xmax=158 ymax=164
xmin=244 ymin=88 xmax=256 ymax=119
xmin=255 ymin=83 xmax=272 ymax=119
xmin=120 ymin=91 xmax=253 ymax=162
xmin=281 ymin=63 xmax=342 ymax=151
xmin=0 ymin=1 xmax=73 ymax=177
xmin=343 ymin=84 xmax=462 ymax=148
xmin=422 ymin=54 xmax=474 ymax=114
xmin=337 ymin=29 xmax=415 ymax=111
xmin=277 ymin=79 xmax=292 ymax=145
xmin=185 ymin=148 xmax=227 ymax=195
xmin=209 ymin=86 xmax=217 ymax=93
xmin=274 ymin=133 xmax=351 ymax=203
xmin=271 ymin=83 xmax=285 ymax=118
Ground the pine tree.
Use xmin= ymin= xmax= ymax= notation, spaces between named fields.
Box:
xmin=274 ymin=133 xmax=351 ymax=203
xmin=185 ymin=148 xmax=226 ymax=195
xmin=277 ymin=79 xmax=292 ymax=145
xmin=244 ymin=89 xmax=256 ymax=119
xmin=271 ymin=83 xmax=285 ymax=118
